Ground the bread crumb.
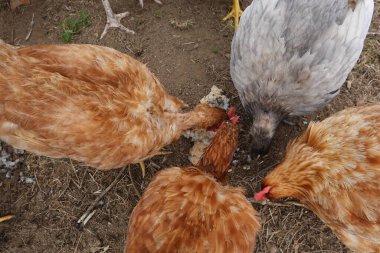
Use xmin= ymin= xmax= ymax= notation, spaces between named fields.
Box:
xmin=184 ymin=86 xmax=230 ymax=165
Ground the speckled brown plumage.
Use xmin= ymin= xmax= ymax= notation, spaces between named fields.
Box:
xmin=125 ymin=120 xmax=260 ymax=253
xmin=196 ymin=121 xmax=239 ymax=183
xmin=0 ymin=42 xmax=227 ymax=170
xmin=258 ymin=104 xmax=380 ymax=252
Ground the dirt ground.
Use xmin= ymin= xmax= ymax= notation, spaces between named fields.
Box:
xmin=0 ymin=0 xmax=379 ymax=252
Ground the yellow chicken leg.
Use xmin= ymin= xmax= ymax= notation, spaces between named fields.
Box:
xmin=139 ymin=161 xmax=146 ymax=178
xmin=223 ymin=0 xmax=243 ymax=30
xmin=139 ymin=150 xmax=171 ymax=178
xmin=0 ymin=215 xmax=15 ymax=222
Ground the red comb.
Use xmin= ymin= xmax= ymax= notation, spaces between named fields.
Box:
xmin=231 ymin=115 xmax=240 ymax=124
xmin=254 ymin=186 xmax=271 ymax=201
xmin=227 ymin=107 xmax=236 ymax=119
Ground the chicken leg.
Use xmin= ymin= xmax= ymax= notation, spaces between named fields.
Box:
xmin=100 ymin=0 xmax=135 ymax=39
xmin=139 ymin=150 xmax=171 ymax=177
xmin=138 ymin=0 xmax=162 ymax=8
xmin=139 ymin=161 xmax=146 ymax=178
xmin=223 ymin=0 xmax=243 ymax=30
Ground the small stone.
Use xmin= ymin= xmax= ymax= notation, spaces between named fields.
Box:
xmin=346 ymin=80 xmax=352 ymax=89
xmin=242 ymin=165 xmax=251 ymax=170
xmin=5 ymin=171 xmax=11 ymax=178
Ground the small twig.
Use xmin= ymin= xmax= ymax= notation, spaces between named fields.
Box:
xmin=25 ymin=13 xmax=34 ymax=41
xmin=82 ymin=210 xmax=96 ymax=227
xmin=247 ymin=197 xmax=306 ymax=208
xmin=262 ymin=162 xmax=279 ymax=171
xmin=125 ymin=44 xmax=134 ymax=55
xmin=128 ymin=166 xmax=141 ymax=198
xmin=283 ymin=119 xmax=296 ymax=126
xmin=149 ymin=161 xmax=161 ymax=170
xmin=182 ymin=41 xmax=195 ymax=45
xmin=34 ymin=169 xmax=47 ymax=195
xmin=69 ymin=159 xmax=77 ymax=172
xmin=73 ymin=233 xmax=83 ymax=253
xmin=367 ymin=32 xmax=380 ymax=36
xmin=139 ymin=0 xmax=162 ymax=8
xmin=79 ymin=170 xmax=87 ymax=189
xmin=11 ymin=29 xmax=15 ymax=44
xmin=77 ymin=167 xmax=126 ymax=227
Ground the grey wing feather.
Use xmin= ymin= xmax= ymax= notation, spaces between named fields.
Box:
xmin=231 ymin=0 xmax=374 ymax=115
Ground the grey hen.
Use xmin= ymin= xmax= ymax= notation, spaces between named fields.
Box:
xmin=230 ymin=0 xmax=374 ymax=155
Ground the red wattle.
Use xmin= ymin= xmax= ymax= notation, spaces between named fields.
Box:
xmin=227 ymin=107 xmax=236 ymax=119
xmin=254 ymin=186 xmax=271 ymax=201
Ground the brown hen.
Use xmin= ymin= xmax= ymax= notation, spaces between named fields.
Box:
xmin=255 ymin=104 xmax=380 ymax=252
xmin=0 ymin=41 xmax=227 ymax=175
xmin=125 ymin=116 xmax=261 ymax=253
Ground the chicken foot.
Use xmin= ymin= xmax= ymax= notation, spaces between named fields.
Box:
xmin=139 ymin=150 xmax=171 ymax=177
xmin=223 ymin=0 xmax=243 ymax=30
xmin=139 ymin=161 xmax=146 ymax=178
xmin=100 ymin=0 xmax=135 ymax=39
xmin=138 ymin=0 xmax=162 ymax=8
xmin=128 ymin=166 xmax=142 ymax=198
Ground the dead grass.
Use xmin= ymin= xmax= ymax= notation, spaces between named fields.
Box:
xmin=169 ymin=18 xmax=194 ymax=30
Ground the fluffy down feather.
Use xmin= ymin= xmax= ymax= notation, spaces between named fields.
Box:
xmin=125 ymin=119 xmax=261 ymax=253
xmin=256 ymin=103 xmax=380 ymax=252
xmin=0 ymin=42 xmax=227 ymax=170
xmin=230 ymin=0 xmax=374 ymax=155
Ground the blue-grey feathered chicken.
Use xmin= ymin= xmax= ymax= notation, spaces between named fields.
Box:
xmin=230 ymin=0 xmax=374 ymax=155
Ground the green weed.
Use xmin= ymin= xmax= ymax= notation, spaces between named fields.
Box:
xmin=62 ymin=10 xmax=90 ymax=42
xmin=153 ymin=9 xmax=162 ymax=18
xmin=212 ymin=47 xmax=219 ymax=54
